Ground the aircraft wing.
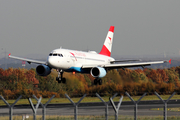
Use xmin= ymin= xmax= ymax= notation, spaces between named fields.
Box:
xmin=8 ymin=54 xmax=46 ymax=64
xmin=110 ymin=59 xmax=141 ymax=63
xmin=82 ymin=60 xmax=170 ymax=69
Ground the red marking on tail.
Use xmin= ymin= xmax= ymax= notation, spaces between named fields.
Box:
xmin=8 ymin=53 xmax=11 ymax=57
xmin=169 ymin=59 xmax=171 ymax=64
xmin=99 ymin=45 xmax=111 ymax=56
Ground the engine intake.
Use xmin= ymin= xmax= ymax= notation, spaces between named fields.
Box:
xmin=36 ymin=64 xmax=51 ymax=76
xmin=90 ymin=67 xmax=106 ymax=78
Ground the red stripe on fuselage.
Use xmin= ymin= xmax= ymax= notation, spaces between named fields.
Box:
xmin=99 ymin=45 xmax=111 ymax=56
xmin=70 ymin=52 xmax=77 ymax=61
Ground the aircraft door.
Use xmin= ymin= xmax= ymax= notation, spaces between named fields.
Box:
xmin=66 ymin=54 xmax=75 ymax=68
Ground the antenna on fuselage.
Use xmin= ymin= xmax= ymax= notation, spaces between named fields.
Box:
xmin=60 ymin=46 xmax=62 ymax=49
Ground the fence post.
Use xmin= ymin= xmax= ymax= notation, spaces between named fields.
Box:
xmin=65 ymin=94 xmax=86 ymax=120
xmin=0 ymin=95 xmax=22 ymax=120
xmin=109 ymin=95 xmax=123 ymax=120
xmin=154 ymin=91 xmax=176 ymax=120
xmin=125 ymin=92 xmax=146 ymax=120
xmin=33 ymin=94 xmax=55 ymax=120
xmin=28 ymin=96 xmax=42 ymax=120
xmin=96 ymin=93 xmax=118 ymax=120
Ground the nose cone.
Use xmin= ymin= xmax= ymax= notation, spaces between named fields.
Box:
xmin=47 ymin=57 xmax=57 ymax=68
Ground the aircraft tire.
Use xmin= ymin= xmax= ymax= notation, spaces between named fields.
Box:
xmin=94 ymin=79 xmax=97 ymax=85
xmin=58 ymin=79 xmax=61 ymax=83
xmin=56 ymin=77 xmax=62 ymax=81
xmin=62 ymin=78 xmax=66 ymax=84
xmin=98 ymin=79 xmax=102 ymax=85
xmin=56 ymin=77 xmax=62 ymax=83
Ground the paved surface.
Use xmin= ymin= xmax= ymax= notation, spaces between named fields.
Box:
xmin=0 ymin=100 xmax=180 ymax=117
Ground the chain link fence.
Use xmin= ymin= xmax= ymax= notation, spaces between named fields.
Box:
xmin=0 ymin=92 xmax=180 ymax=120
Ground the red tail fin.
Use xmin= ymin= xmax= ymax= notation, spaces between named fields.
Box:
xmin=99 ymin=26 xmax=114 ymax=56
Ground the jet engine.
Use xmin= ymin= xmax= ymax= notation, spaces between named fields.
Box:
xmin=36 ymin=64 xmax=51 ymax=76
xmin=90 ymin=67 xmax=106 ymax=78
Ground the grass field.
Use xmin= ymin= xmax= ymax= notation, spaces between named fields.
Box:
xmin=1 ymin=115 xmax=180 ymax=120
xmin=0 ymin=94 xmax=179 ymax=106
xmin=151 ymin=107 xmax=180 ymax=112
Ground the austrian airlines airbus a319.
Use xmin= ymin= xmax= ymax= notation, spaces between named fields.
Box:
xmin=9 ymin=26 xmax=170 ymax=85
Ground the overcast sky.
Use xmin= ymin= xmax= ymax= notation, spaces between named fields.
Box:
xmin=0 ymin=0 xmax=180 ymax=59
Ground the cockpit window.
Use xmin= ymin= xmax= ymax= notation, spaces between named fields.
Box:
xmin=58 ymin=54 xmax=63 ymax=57
xmin=49 ymin=53 xmax=63 ymax=57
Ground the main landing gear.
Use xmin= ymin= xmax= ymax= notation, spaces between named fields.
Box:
xmin=94 ymin=78 xmax=102 ymax=85
xmin=56 ymin=69 xmax=66 ymax=84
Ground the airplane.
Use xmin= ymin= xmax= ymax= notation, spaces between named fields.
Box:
xmin=8 ymin=26 xmax=171 ymax=85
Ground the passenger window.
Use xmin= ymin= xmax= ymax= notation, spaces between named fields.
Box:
xmin=53 ymin=54 xmax=57 ymax=56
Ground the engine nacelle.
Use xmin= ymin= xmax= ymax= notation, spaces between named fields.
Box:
xmin=36 ymin=64 xmax=51 ymax=76
xmin=90 ymin=67 xmax=107 ymax=78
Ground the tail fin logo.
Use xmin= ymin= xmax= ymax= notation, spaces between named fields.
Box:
xmin=99 ymin=26 xmax=114 ymax=57
xmin=108 ymin=37 xmax=112 ymax=41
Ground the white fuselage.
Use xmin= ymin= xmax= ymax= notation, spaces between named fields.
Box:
xmin=47 ymin=48 xmax=115 ymax=72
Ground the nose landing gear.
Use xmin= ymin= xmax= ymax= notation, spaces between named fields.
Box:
xmin=94 ymin=78 xmax=102 ymax=85
xmin=56 ymin=69 xmax=66 ymax=84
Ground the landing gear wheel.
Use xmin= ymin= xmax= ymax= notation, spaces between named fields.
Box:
xmin=56 ymin=77 xmax=60 ymax=81
xmin=98 ymin=79 xmax=102 ymax=85
xmin=58 ymin=79 xmax=61 ymax=83
xmin=56 ymin=77 xmax=61 ymax=83
xmin=94 ymin=79 xmax=102 ymax=85
xmin=94 ymin=79 xmax=98 ymax=85
xmin=56 ymin=69 xmax=66 ymax=84
xmin=62 ymin=78 xmax=66 ymax=84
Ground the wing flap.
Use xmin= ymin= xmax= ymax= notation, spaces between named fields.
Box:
xmin=8 ymin=54 xmax=46 ymax=64
xmin=110 ymin=59 xmax=141 ymax=63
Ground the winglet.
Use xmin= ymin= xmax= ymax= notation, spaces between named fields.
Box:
xmin=8 ymin=53 xmax=11 ymax=57
xmin=169 ymin=59 xmax=171 ymax=64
